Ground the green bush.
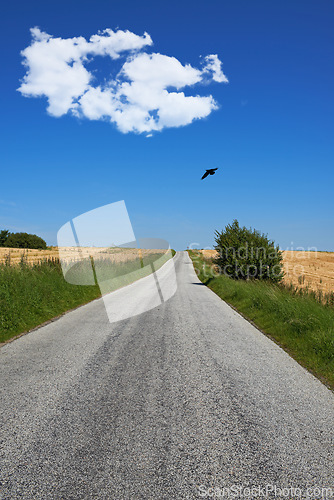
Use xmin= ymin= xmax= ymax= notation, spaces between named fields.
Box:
xmin=214 ymin=220 xmax=283 ymax=282
xmin=5 ymin=232 xmax=47 ymax=249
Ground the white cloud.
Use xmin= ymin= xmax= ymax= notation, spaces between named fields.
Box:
xmin=121 ymin=53 xmax=202 ymax=89
xmin=202 ymin=54 xmax=229 ymax=83
xmin=18 ymin=28 xmax=228 ymax=134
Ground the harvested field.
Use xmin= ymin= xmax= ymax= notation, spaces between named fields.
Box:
xmin=198 ymin=249 xmax=217 ymax=259
xmin=0 ymin=247 xmax=166 ymax=266
xmin=283 ymin=250 xmax=334 ymax=294
xmin=0 ymin=247 xmax=61 ymax=265
xmin=198 ymin=249 xmax=334 ymax=293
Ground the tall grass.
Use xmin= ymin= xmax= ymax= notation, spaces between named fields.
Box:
xmin=189 ymin=250 xmax=334 ymax=389
xmin=283 ymin=280 xmax=334 ymax=307
xmin=0 ymin=258 xmax=100 ymax=343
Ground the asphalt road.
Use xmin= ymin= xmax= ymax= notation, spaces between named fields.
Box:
xmin=0 ymin=252 xmax=333 ymax=499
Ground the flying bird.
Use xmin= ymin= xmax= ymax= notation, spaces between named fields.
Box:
xmin=201 ymin=168 xmax=218 ymax=180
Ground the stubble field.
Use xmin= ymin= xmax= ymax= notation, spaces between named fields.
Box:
xmin=0 ymin=246 xmax=165 ymax=266
xmin=198 ymin=249 xmax=334 ymax=293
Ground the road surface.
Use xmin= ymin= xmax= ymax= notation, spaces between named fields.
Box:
xmin=0 ymin=252 xmax=333 ymax=499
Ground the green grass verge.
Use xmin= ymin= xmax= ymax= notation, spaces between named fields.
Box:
xmin=189 ymin=250 xmax=334 ymax=390
xmin=0 ymin=250 xmax=176 ymax=344
xmin=0 ymin=259 xmax=101 ymax=343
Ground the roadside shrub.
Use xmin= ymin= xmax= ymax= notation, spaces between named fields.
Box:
xmin=214 ymin=220 xmax=283 ymax=282
xmin=6 ymin=232 xmax=47 ymax=249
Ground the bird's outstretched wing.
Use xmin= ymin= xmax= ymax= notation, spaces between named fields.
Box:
xmin=201 ymin=171 xmax=210 ymax=180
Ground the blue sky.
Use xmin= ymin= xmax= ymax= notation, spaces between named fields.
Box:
xmin=1 ymin=0 xmax=333 ymax=250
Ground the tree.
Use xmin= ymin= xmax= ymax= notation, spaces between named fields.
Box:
xmin=6 ymin=232 xmax=47 ymax=250
xmin=0 ymin=230 xmax=10 ymax=247
xmin=214 ymin=220 xmax=284 ymax=282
